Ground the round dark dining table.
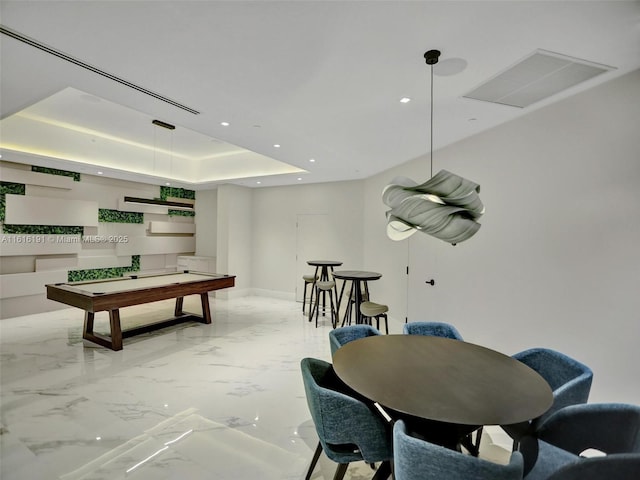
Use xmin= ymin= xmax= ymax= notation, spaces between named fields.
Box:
xmin=333 ymin=334 xmax=553 ymax=448
xmin=332 ymin=270 xmax=382 ymax=326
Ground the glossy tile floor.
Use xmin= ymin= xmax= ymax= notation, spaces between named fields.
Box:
xmin=0 ymin=296 xmax=511 ymax=479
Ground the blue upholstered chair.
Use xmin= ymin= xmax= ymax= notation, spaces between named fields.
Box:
xmin=521 ymin=403 xmax=640 ymax=480
xmin=300 ymin=357 xmax=392 ymax=480
xmin=329 ymin=324 xmax=381 ymax=358
xmin=545 ymin=453 xmax=640 ymax=480
xmin=512 ymin=348 xmax=593 ymax=429
xmin=393 ymin=420 xmax=524 ymax=480
xmin=402 ymin=321 xmax=463 ymax=340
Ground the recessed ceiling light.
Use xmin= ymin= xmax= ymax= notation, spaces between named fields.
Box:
xmin=273 ymin=144 xmax=281 ymax=148
xmin=256 ymin=181 xmax=261 ymax=184
xmin=220 ymin=121 xmax=230 ymax=126
xmin=309 ymin=158 xmax=316 ymax=163
xmin=97 ymin=171 xmax=103 ymax=175
xmin=165 ymin=182 xmax=171 ymax=186
xmin=297 ymin=177 xmax=302 ymax=181
xmin=400 ymin=97 xmax=411 ymax=103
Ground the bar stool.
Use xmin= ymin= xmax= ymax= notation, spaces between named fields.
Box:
xmin=311 ymin=281 xmax=337 ymax=328
xmin=360 ymin=301 xmax=389 ymax=334
xmin=302 ymin=274 xmax=317 ymax=313
xmin=342 ymin=283 xmax=370 ymax=326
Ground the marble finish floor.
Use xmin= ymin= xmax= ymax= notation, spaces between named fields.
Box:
xmin=1 ymin=296 xmax=511 ymax=479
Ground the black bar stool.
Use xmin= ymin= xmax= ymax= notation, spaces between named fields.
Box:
xmin=360 ymin=301 xmax=389 ymax=334
xmin=310 ymin=281 xmax=337 ymax=327
xmin=302 ymin=274 xmax=317 ymax=313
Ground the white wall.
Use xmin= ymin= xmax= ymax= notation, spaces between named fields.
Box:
xmin=216 ymin=184 xmax=252 ymax=298
xmin=250 ymin=181 xmax=365 ymax=298
xmin=195 ymin=188 xmax=217 ymax=257
xmin=363 ymin=69 xmax=640 ymax=404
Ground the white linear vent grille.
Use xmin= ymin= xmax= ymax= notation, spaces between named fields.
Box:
xmin=463 ymin=50 xmax=614 ymax=108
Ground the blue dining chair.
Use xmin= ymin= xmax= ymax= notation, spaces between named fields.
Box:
xmin=300 ymin=357 xmax=392 ymax=480
xmin=329 ymin=324 xmax=381 ymax=358
xmin=520 ymin=403 xmax=640 ymax=480
xmin=512 ymin=348 xmax=593 ymax=429
xmin=545 ymin=453 xmax=640 ymax=480
xmin=393 ymin=419 xmax=524 ymax=480
xmin=402 ymin=321 xmax=463 ymax=340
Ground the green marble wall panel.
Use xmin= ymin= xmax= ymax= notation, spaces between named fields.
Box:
xmin=160 ymin=186 xmax=196 ymax=200
xmin=31 ymin=166 xmax=81 ymax=181
xmin=67 ymin=255 xmax=140 ymax=282
xmin=98 ymin=209 xmax=144 ymax=224
xmin=161 ymin=186 xmax=196 ymax=217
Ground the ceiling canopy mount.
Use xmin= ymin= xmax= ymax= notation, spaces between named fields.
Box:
xmin=424 ymin=49 xmax=441 ymax=66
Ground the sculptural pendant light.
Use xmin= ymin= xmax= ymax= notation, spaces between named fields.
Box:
xmin=382 ymin=50 xmax=484 ymax=245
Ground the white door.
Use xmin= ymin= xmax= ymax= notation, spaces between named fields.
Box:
xmin=406 ymin=233 xmax=440 ymax=322
xmin=295 ymin=214 xmax=340 ymax=302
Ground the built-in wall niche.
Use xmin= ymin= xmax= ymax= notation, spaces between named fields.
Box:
xmin=177 ymin=255 xmax=216 ymax=274
xmin=148 ymin=221 xmax=196 ymax=234
xmin=0 ymin=255 xmax=37 ymax=275
xmin=4 ymin=194 xmax=98 ymax=227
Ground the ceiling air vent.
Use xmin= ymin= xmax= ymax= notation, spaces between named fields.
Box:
xmin=463 ymin=49 xmax=614 ymax=108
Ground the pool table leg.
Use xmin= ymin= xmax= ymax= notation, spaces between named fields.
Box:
xmin=175 ymin=297 xmax=184 ymax=316
xmin=84 ymin=311 xmax=95 ymax=336
xmin=200 ymin=293 xmax=212 ymax=324
xmin=109 ymin=310 xmax=123 ymax=351
xmin=174 ymin=294 xmax=211 ymax=323
xmin=82 ymin=310 xmax=123 ymax=351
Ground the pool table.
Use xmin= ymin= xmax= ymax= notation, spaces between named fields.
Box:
xmin=46 ymin=272 xmax=235 ymax=351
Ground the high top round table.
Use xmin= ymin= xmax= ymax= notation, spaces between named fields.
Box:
xmin=306 ymin=260 xmax=342 ymax=320
xmin=332 ymin=270 xmax=382 ymax=326
xmin=307 ymin=260 xmax=343 ymax=281
xmin=333 ymin=334 xmax=553 ymax=450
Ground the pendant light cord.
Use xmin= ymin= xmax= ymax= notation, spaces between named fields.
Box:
xmin=424 ymin=49 xmax=440 ymax=179
xmin=430 ymin=63 xmax=434 ymax=178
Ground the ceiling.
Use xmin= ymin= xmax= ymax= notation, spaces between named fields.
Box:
xmin=1 ymin=1 xmax=639 ymax=190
